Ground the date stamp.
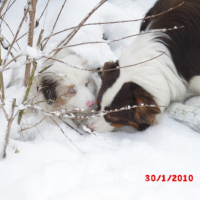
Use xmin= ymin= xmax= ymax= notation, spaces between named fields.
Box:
xmin=145 ymin=175 xmax=193 ymax=182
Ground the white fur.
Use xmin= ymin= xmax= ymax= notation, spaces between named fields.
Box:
xmin=88 ymin=33 xmax=196 ymax=132
xmin=188 ymin=76 xmax=200 ymax=94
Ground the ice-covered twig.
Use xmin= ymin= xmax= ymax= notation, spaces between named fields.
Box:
xmin=42 ymin=51 xmax=166 ymax=73
xmin=22 ymin=103 xmax=164 ymax=120
xmin=52 ymin=26 xmax=184 ymax=52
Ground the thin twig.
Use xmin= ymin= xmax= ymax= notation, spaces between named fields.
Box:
xmin=59 ymin=117 xmax=84 ymax=135
xmin=51 ymin=0 xmax=107 ymax=59
xmin=0 ymin=0 xmax=11 ymax=26
xmin=0 ymin=37 xmax=5 ymax=99
xmin=24 ymin=103 xmax=164 ymax=120
xmin=0 ymin=33 xmax=18 ymax=52
xmin=35 ymin=0 xmax=50 ymax=27
xmin=42 ymin=51 xmax=166 ymax=73
xmin=0 ymin=93 xmax=9 ymax=121
xmin=0 ymin=17 xmax=21 ymax=50
xmin=3 ymin=98 xmax=16 ymax=158
xmin=37 ymin=29 xmax=44 ymax=48
xmin=0 ymin=0 xmax=16 ymax=18
xmin=42 ymin=0 xmax=67 ymax=49
xmin=18 ymin=116 xmax=48 ymax=132
xmin=49 ymin=116 xmax=86 ymax=154
xmin=2 ymin=54 xmax=22 ymax=70
xmin=41 ymin=1 xmax=184 ymax=44
xmin=0 ymin=0 xmax=8 ymax=15
xmin=3 ymin=7 xmax=29 ymax=65
xmin=52 ymin=26 xmax=184 ymax=52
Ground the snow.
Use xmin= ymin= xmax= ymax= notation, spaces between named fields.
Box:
xmin=1 ymin=0 xmax=200 ymax=199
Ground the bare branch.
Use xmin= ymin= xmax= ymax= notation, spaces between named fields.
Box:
xmin=42 ymin=0 xmax=67 ymax=49
xmin=3 ymin=98 xmax=16 ymax=158
xmin=2 ymin=54 xmax=22 ymax=70
xmin=18 ymin=60 xmax=38 ymax=124
xmin=3 ymin=7 xmax=29 ymax=65
xmin=0 ymin=93 xmax=9 ymax=121
xmin=18 ymin=116 xmax=48 ymax=132
xmin=37 ymin=29 xmax=44 ymax=48
xmin=51 ymin=0 xmax=107 ymax=58
xmin=0 ymin=33 xmax=18 ymax=52
xmin=59 ymin=117 xmax=84 ymax=135
xmin=36 ymin=0 xmax=51 ymax=27
xmin=24 ymin=0 xmax=38 ymax=86
xmin=0 ymin=37 xmax=5 ymax=99
xmin=0 ymin=0 xmax=16 ymax=18
xmin=0 ymin=0 xmax=8 ymax=15
xmin=0 ymin=17 xmax=21 ymax=50
xmin=0 ymin=0 xmax=11 ymax=26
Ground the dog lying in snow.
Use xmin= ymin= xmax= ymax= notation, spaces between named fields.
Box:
xmin=87 ymin=0 xmax=200 ymax=133
xmin=27 ymin=52 xmax=101 ymax=130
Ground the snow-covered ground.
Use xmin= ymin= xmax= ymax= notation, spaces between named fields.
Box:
xmin=1 ymin=0 xmax=200 ymax=199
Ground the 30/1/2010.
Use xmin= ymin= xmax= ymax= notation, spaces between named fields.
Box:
xmin=145 ymin=174 xmax=193 ymax=182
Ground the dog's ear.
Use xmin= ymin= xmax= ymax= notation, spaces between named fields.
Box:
xmin=102 ymin=61 xmax=119 ymax=77
xmin=40 ymin=77 xmax=58 ymax=105
xmin=134 ymin=96 xmax=161 ymax=128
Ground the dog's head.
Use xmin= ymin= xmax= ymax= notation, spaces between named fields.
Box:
xmin=87 ymin=61 xmax=161 ymax=132
xmin=40 ymin=55 xmax=100 ymax=111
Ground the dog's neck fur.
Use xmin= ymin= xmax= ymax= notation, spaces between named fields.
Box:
xmin=101 ymin=33 xmax=188 ymax=112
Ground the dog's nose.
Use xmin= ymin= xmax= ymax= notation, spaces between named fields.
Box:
xmin=87 ymin=101 xmax=94 ymax=107
xmin=87 ymin=124 xmax=94 ymax=132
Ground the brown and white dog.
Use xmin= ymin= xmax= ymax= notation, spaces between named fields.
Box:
xmin=87 ymin=0 xmax=200 ymax=132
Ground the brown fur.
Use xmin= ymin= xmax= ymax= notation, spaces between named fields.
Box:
xmin=140 ymin=0 xmax=200 ymax=81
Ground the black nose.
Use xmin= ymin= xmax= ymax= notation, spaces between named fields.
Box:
xmin=139 ymin=123 xmax=150 ymax=131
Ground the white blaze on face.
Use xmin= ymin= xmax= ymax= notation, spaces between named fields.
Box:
xmin=87 ymin=116 xmax=114 ymax=133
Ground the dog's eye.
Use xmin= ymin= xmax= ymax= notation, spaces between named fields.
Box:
xmin=69 ymin=88 xmax=76 ymax=94
xmin=85 ymin=81 xmax=89 ymax=87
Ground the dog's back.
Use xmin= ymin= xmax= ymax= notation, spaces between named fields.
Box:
xmin=140 ymin=0 xmax=200 ymax=82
